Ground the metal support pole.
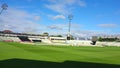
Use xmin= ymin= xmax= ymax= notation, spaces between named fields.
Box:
xmin=67 ymin=14 xmax=73 ymax=40
xmin=0 ymin=9 xmax=3 ymax=15
xmin=0 ymin=3 xmax=8 ymax=15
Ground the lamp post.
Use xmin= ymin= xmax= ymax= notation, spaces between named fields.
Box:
xmin=67 ymin=14 xmax=73 ymax=40
xmin=0 ymin=3 xmax=8 ymax=15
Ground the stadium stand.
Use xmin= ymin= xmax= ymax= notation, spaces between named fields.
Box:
xmin=49 ymin=37 xmax=66 ymax=43
xmin=0 ymin=30 xmax=48 ymax=43
xmin=10 ymin=37 xmax=21 ymax=42
xmin=17 ymin=36 xmax=31 ymax=42
xmin=28 ymin=37 xmax=42 ymax=42
xmin=0 ymin=36 xmax=13 ymax=42
xmin=41 ymin=37 xmax=52 ymax=44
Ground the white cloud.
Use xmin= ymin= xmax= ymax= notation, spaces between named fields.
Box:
xmin=52 ymin=15 xmax=66 ymax=20
xmin=73 ymin=30 xmax=107 ymax=38
xmin=72 ymin=30 xmax=120 ymax=38
xmin=47 ymin=0 xmax=75 ymax=5
xmin=0 ymin=8 xmax=41 ymax=33
xmin=45 ymin=0 xmax=86 ymax=14
xmin=47 ymin=23 xmax=68 ymax=30
xmin=47 ymin=25 xmax=63 ymax=30
xmin=98 ymin=23 xmax=118 ymax=28
xmin=78 ymin=0 xmax=86 ymax=7
xmin=45 ymin=4 xmax=69 ymax=14
xmin=47 ymin=23 xmax=81 ymax=31
xmin=46 ymin=23 xmax=119 ymax=37
xmin=34 ymin=16 xmax=41 ymax=20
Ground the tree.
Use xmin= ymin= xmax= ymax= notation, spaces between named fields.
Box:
xmin=98 ymin=37 xmax=119 ymax=42
xmin=50 ymin=35 xmax=63 ymax=37
xmin=98 ymin=37 xmax=102 ymax=41
xmin=43 ymin=32 xmax=49 ymax=36
xmin=57 ymin=35 xmax=62 ymax=37
xmin=70 ymin=35 xmax=74 ymax=40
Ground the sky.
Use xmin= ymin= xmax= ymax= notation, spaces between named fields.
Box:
xmin=0 ymin=0 xmax=120 ymax=37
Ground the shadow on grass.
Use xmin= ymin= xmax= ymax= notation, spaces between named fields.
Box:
xmin=0 ymin=59 xmax=120 ymax=68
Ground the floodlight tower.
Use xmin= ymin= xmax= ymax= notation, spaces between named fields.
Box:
xmin=67 ymin=14 xmax=73 ymax=40
xmin=0 ymin=3 xmax=8 ymax=15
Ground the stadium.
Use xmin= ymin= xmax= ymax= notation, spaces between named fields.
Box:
xmin=0 ymin=30 xmax=120 ymax=46
xmin=0 ymin=29 xmax=120 ymax=68
xmin=0 ymin=0 xmax=120 ymax=68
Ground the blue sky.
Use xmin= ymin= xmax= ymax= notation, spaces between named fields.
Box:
xmin=0 ymin=0 xmax=120 ymax=36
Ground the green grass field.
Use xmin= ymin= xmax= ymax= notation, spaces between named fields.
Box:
xmin=0 ymin=42 xmax=120 ymax=68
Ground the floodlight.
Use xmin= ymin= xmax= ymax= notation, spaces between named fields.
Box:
xmin=0 ymin=3 xmax=8 ymax=15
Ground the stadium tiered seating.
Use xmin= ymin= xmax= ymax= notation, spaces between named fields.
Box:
xmin=10 ymin=37 xmax=21 ymax=42
xmin=28 ymin=37 xmax=42 ymax=42
xmin=17 ymin=36 xmax=31 ymax=42
xmin=41 ymin=38 xmax=52 ymax=44
xmin=0 ymin=36 xmax=13 ymax=42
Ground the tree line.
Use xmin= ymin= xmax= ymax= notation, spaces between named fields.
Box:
xmin=98 ymin=37 xmax=120 ymax=42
